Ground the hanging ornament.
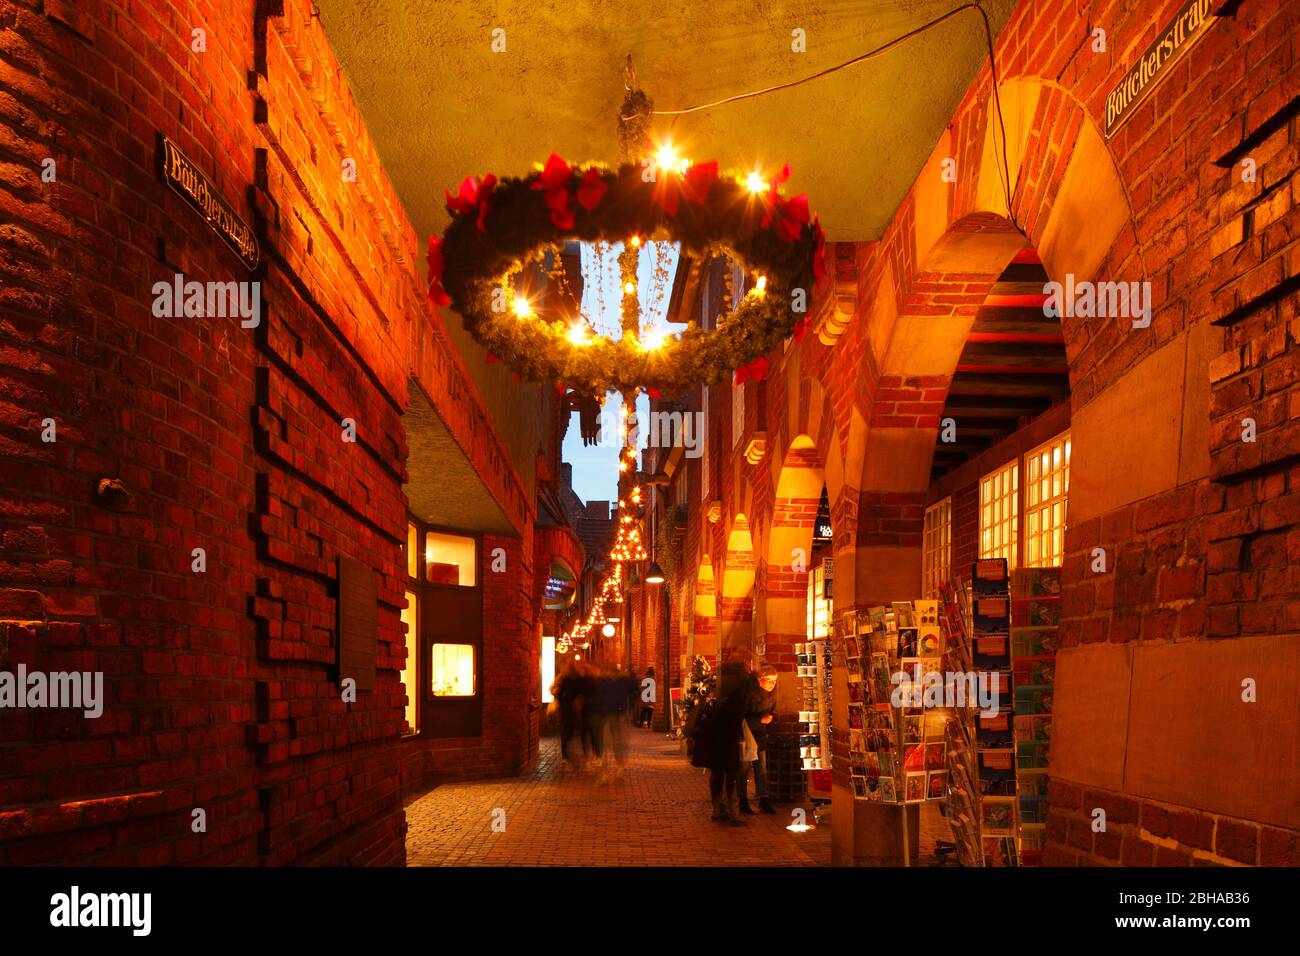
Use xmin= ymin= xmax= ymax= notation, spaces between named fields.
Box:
xmin=429 ymin=151 xmax=825 ymax=395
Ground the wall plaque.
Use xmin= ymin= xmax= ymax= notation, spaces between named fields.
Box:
xmin=1104 ymin=0 xmax=1219 ymax=139
xmin=159 ymin=135 xmax=260 ymax=270
xmin=337 ymin=555 xmax=377 ymax=692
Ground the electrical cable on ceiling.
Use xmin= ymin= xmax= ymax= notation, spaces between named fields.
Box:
xmin=624 ymin=2 xmax=1024 ymax=236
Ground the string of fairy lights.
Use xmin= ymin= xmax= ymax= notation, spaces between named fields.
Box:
xmin=556 ymin=476 xmax=647 ymax=655
xmin=556 ymin=214 xmax=664 ymax=656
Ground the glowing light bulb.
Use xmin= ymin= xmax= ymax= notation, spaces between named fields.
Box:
xmin=656 ymin=144 xmax=678 ymax=172
xmin=629 ymin=236 xmax=642 ymax=248
xmin=511 ymin=296 xmax=533 ymax=318
xmin=567 ymin=323 xmax=588 ymax=345
xmin=641 ymin=326 xmax=665 ymax=350
xmin=623 ymin=281 xmax=636 ymax=295
xmin=749 ymin=275 xmax=767 ymax=299
xmin=746 ymin=171 xmax=765 ymax=193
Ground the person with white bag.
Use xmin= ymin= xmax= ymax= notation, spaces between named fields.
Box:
xmin=738 ymin=664 xmax=779 ymax=814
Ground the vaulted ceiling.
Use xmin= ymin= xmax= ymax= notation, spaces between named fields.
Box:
xmin=931 ymin=248 xmax=1070 ymax=479
xmin=317 ymin=0 xmax=1016 ymax=244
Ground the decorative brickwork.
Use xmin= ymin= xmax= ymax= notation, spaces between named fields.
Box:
xmin=0 ymin=0 xmax=547 ymax=865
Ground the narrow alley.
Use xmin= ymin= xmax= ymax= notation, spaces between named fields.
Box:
xmin=406 ymin=731 xmax=832 ymax=867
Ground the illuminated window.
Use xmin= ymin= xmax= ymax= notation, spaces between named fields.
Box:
xmin=1025 ymin=431 xmax=1070 ymax=568
xmin=922 ymin=498 xmax=952 ymax=595
xmin=406 ymin=522 xmax=418 ymax=579
xmin=424 ymin=531 xmax=476 ymax=587
xmin=430 ymin=643 xmax=475 ymax=697
xmin=541 ymin=635 xmax=556 ymax=704
xmin=401 ymin=591 xmax=418 ymax=732
xmin=980 ymin=460 xmax=1019 ymax=570
xmin=806 ymin=558 xmax=832 ymax=640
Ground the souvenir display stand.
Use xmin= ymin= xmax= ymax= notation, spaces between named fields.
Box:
xmin=841 ymin=599 xmax=951 ymax=866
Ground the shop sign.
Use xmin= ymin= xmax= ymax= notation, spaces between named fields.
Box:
xmin=160 ymin=135 xmax=260 ymax=270
xmin=1104 ymin=0 xmax=1219 ymax=139
xmin=543 ymin=558 xmax=577 ymax=610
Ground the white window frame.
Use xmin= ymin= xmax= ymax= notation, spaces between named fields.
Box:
xmin=1024 ymin=431 xmax=1070 ymax=568
xmin=922 ymin=497 xmax=952 ymax=595
xmin=979 ymin=459 xmax=1019 ymax=571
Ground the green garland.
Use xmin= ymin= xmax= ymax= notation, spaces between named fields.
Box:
xmin=431 ymin=159 xmax=823 ymax=395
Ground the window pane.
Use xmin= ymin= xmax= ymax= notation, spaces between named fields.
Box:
xmin=401 ymin=591 xmax=418 ymax=731
xmin=541 ymin=636 xmax=556 ymax=704
xmin=406 ymin=522 xmax=418 ymax=579
xmin=979 ymin=460 xmax=1019 ymax=570
xmin=1022 ymin=430 xmax=1070 ymax=568
xmin=431 ymin=643 xmax=475 ymax=697
xmin=424 ymin=531 xmax=476 ymax=586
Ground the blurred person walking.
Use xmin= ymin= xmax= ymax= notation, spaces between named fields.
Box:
xmin=556 ymin=660 xmax=584 ymax=770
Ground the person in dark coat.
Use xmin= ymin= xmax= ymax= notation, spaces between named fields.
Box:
xmin=690 ymin=648 xmax=753 ymax=825
xmin=739 ymin=664 xmax=779 ymax=814
xmin=577 ymin=661 xmax=600 ymax=763
xmin=556 ymin=660 xmax=584 ymax=769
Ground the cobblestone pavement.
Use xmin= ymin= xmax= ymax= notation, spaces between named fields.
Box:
xmin=405 ymin=729 xmax=834 ymax=866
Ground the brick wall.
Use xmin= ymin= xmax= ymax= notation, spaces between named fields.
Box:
xmin=670 ymin=0 xmax=1300 ymax=864
xmin=0 ymin=0 xmax=544 ymax=865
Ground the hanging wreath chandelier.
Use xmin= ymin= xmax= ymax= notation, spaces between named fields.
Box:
xmin=428 ymin=148 xmax=826 ymax=395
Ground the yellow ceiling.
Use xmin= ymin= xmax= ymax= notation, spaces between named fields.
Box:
xmin=318 ymin=0 xmax=1016 ymax=244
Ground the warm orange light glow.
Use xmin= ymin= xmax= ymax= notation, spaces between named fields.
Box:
xmin=656 ymin=145 xmax=678 ymax=172
xmin=746 ymin=171 xmax=765 ymax=193
xmin=623 ymin=280 xmax=636 ymax=295
xmin=630 ymin=236 xmax=642 ymax=248
xmin=568 ymin=323 xmax=589 ymax=345
xmin=511 ymin=295 xmax=533 ymax=318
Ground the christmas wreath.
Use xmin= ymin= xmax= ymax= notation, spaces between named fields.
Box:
xmin=428 ymin=153 xmax=825 ymax=395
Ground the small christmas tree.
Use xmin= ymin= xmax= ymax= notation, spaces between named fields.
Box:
xmin=681 ymin=655 xmax=716 ymax=718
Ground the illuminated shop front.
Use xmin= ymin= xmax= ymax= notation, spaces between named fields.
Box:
xmin=403 ymin=519 xmax=483 ymax=737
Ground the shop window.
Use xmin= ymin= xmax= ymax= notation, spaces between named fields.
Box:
xmin=1025 ymin=431 xmax=1070 ymax=568
xmin=922 ymin=497 xmax=952 ymax=595
xmin=401 ymin=591 xmax=418 ymax=733
xmin=424 ymin=531 xmax=476 ymax=586
xmin=541 ymin=635 xmax=556 ymax=704
xmin=980 ymin=460 xmax=1019 ymax=570
xmin=430 ymin=643 xmax=475 ymax=697
xmin=406 ymin=521 xmax=418 ymax=579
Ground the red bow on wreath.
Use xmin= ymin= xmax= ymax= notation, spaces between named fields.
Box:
xmin=446 ymin=173 xmax=497 ymax=233
xmin=758 ymin=164 xmax=812 ymax=243
xmin=654 ymin=161 xmax=718 ymax=217
xmin=529 ymin=153 xmax=607 ymax=229
xmin=733 ymin=355 xmax=769 ymax=385
xmin=427 ymin=236 xmax=450 ymax=307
